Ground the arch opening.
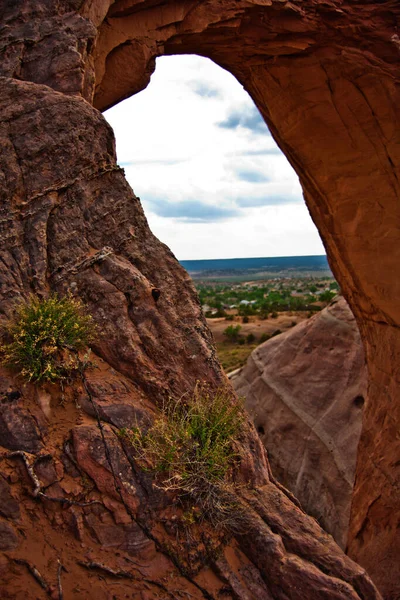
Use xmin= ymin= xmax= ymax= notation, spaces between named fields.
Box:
xmin=104 ymin=54 xmax=325 ymax=261
xmin=104 ymin=52 xmax=367 ymax=557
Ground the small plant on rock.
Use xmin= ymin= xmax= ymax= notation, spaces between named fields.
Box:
xmin=121 ymin=384 xmax=245 ymax=530
xmin=0 ymin=295 xmax=95 ymax=383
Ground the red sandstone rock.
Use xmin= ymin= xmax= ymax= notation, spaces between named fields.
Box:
xmin=0 ymin=474 xmax=20 ymax=520
xmin=0 ymin=521 xmax=19 ymax=551
xmin=233 ymin=297 xmax=366 ymax=550
xmin=84 ymin=512 xmax=155 ymax=557
xmin=0 ymin=0 xmax=399 ymax=598
xmin=0 ymin=404 xmax=43 ymax=454
xmin=72 ymin=425 xmax=143 ymax=514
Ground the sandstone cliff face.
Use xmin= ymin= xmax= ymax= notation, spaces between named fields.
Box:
xmin=0 ymin=0 xmax=399 ymax=598
xmin=0 ymin=73 xmax=378 ymax=600
xmin=233 ymin=297 xmax=366 ymax=551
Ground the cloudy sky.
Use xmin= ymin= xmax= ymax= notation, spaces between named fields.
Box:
xmin=104 ymin=55 xmax=325 ymax=260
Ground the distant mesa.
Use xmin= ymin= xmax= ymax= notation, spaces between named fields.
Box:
xmin=180 ymin=255 xmax=332 ymax=279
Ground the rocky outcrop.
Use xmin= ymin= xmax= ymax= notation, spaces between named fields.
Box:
xmin=0 ymin=0 xmax=399 ymax=597
xmin=0 ymin=69 xmax=379 ymax=589
xmin=233 ymin=297 xmax=366 ymax=550
xmin=0 ymin=366 xmax=380 ymax=600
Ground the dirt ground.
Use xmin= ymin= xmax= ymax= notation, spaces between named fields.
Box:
xmin=206 ymin=312 xmax=311 ymax=372
xmin=207 ymin=312 xmax=309 ymax=344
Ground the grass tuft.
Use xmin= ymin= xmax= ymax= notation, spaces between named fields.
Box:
xmin=120 ymin=384 xmax=245 ymax=529
xmin=0 ymin=294 xmax=95 ymax=383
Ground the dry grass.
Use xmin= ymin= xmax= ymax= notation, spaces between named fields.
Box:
xmin=216 ymin=342 xmax=258 ymax=372
xmin=120 ymin=384 xmax=245 ymax=530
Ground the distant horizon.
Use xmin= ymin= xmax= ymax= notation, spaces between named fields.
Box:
xmin=180 ymin=253 xmax=327 ymax=263
xmin=179 ymin=254 xmax=331 ymax=279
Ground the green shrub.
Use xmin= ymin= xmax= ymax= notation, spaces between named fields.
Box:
xmin=319 ymin=290 xmax=336 ymax=303
xmin=271 ymin=329 xmax=282 ymax=338
xmin=121 ymin=385 xmax=244 ymax=528
xmin=0 ymin=295 xmax=95 ymax=382
xmin=223 ymin=324 xmax=241 ymax=342
xmin=246 ymin=333 xmax=255 ymax=344
xmin=259 ymin=332 xmax=270 ymax=344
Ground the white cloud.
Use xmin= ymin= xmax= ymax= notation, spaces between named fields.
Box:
xmin=104 ymin=55 xmax=325 ymax=260
xmin=147 ymin=205 xmax=324 ymax=260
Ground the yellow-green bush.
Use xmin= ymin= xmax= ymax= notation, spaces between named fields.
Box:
xmin=0 ymin=295 xmax=94 ymax=382
xmin=121 ymin=385 xmax=244 ymax=529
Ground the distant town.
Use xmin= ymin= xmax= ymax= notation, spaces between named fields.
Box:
xmin=196 ymin=276 xmax=338 ymax=319
xmin=182 ymin=256 xmax=339 ymax=373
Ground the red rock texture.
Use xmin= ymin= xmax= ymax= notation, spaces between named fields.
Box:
xmin=232 ymin=297 xmax=366 ymax=550
xmin=0 ymin=0 xmax=399 ymax=598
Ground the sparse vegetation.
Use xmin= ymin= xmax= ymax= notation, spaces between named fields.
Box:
xmin=246 ymin=333 xmax=256 ymax=344
xmin=259 ymin=333 xmax=270 ymax=344
xmin=223 ymin=324 xmax=241 ymax=342
xmin=199 ymin=275 xmax=339 ymax=372
xmin=197 ymin=275 xmax=339 ymax=318
xmin=271 ymin=329 xmax=282 ymax=338
xmin=120 ymin=385 xmax=245 ymax=529
xmin=319 ymin=290 xmax=336 ymax=303
xmin=216 ymin=343 xmax=258 ymax=372
xmin=0 ymin=295 xmax=95 ymax=382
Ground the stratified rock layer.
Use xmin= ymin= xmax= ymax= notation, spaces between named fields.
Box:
xmin=233 ymin=297 xmax=366 ymax=550
xmin=0 ymin=0 xmax=399 ymax=597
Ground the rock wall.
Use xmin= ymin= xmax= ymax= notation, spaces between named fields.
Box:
xmin=0 ymin=0 xmax=399 ymax=598
xmin=232 ymin=297 xmax=366 ymax=550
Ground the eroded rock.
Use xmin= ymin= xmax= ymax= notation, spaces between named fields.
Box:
xmin=233 ymin=297 xmax=366 ymax=549
xmin=0 ymin=474 xmax=20 ymax=520
xmin=72 ymin=425 xmax=143 ymax=513
xmin=0 ymin=405 xmax=43 ymax=454
xmin=84 ymin=512 xmax=155 ymax=557
xmin=0 ymin=521 xmax=19 ymax=550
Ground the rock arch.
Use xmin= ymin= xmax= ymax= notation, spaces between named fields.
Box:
xmin=0 ymin=1 xmax=399 ymax=598
xmin=92 ymin=3 xmax=400 ymax=593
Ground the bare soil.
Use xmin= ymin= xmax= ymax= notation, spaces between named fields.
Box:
xmin=207 ymin=312 xmax=309 ymax=344
xmin=207 ymin=312 xmax=311 ymax=372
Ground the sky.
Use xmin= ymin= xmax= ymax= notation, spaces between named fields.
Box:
xmin=104 ymin=55 xmax=325 ymax=261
